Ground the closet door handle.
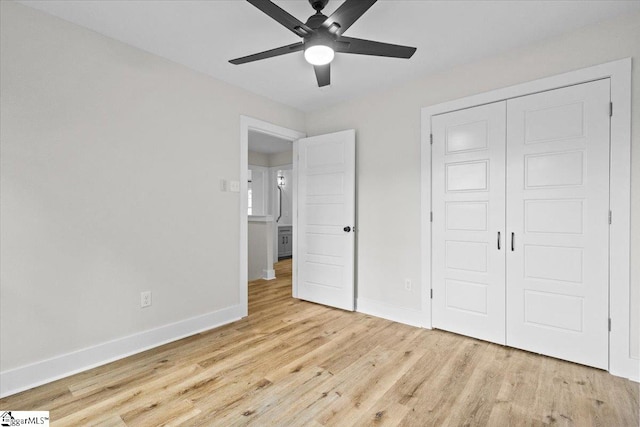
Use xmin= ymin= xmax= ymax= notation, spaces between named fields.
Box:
xmin=511 ymin=232 xmax=515 ymax=252
xmin=497 ymin=232 xmax=501 ymax=250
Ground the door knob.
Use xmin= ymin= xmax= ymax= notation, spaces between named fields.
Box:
xmin=343 ymin=226 xmax=351 ymax=232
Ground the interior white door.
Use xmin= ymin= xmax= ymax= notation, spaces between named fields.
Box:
xmin=295 ymin=130 xmax=355 ymax=311
xmin=431 ymin=102 xmax=507 ymax=345
xmin=505 ymin=79 xmax=610 ymax=369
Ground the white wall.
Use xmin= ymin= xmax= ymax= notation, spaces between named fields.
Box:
xmin=305 ymin=12 xmax=640 ymax=359
xmin=248 ymin=149 xmax=293 ymax=168
xmin=269 ymin=150 xmax=293 ymax=168
xmin=3 ymin=0 xmax=638 ymax=395
xmin=0 ymin=0 xmax=304 ymax=387
xmin=248 ymin=164 xmax=268 ymax=216
xmin=249 ymin=152 xmax=293 ymax=264
xmin=248 ymin=151 xmax=270 ymax=167
xmin=247 ymin=220 xmax=273 ymax=281
xmin=249 ymin=149 xmax=292 ymax=223
xmin=275 ymin=168 xmax=294 ymax=227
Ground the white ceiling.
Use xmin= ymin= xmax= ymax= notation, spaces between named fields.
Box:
xmin=19 ymin=1 xmax=640 ymax=112
xmin=249 ymin=130 xmax=293 ymax=154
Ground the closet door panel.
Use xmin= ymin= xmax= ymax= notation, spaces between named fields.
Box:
xmin=432 ymin=102 xmax=506 ymax=345
xmin=506 ymin=79 xmax=610 ymax=369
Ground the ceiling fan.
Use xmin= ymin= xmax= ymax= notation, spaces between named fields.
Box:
xmin=229 ymin=0 xmax=417 ymax=87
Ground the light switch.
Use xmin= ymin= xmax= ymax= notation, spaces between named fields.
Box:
xmin=229 ymin=180 xmax=240 ymax=192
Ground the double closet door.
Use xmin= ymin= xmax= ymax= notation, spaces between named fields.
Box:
xmin=431 ymin=79 xmax=611 ymax=369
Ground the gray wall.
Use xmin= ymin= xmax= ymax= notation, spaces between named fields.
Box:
xmin=305 ymin=12 xmax=640 ymax=358
xmin=247 ymin=151 xmax=270 ymax=167
xmin=248 ymin=150 xmax=293 ymax=168
xmin=2 ymin=0 xmax=638 ymax=383
xmin=248 ymin=221 xmax=271 ymax=281
xmin=269 ymin=150 xmax=293 ymax=167
xmin=0 ymin=1 xmax=304 ymax=371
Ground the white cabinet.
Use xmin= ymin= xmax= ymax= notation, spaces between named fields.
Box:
xmin=278 ymin=226 xmax=292 ymax=258
xmin=431 ymin=79 xmax=611 ymax=369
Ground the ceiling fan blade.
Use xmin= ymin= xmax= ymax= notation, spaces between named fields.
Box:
xmin=322 ymin=0 xmax=377 ymax=35
xmin=247 ymin=0 xmax=313 ymax=37
xmin=229 ymin=42 xmax=304 ymax=65
xmin=314 ymin=64 xmax=330 ymax=87
xmin=336 ymin=36 xmax=416 ymax=59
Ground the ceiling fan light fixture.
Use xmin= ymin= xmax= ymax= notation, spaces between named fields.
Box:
xmin=304 ymin=44 xmax=335 ymax=66
xmin=229 ymin=0 xmax=417 ymax=87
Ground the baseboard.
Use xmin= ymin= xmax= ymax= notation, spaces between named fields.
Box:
xmin=262 ymin=269 xmax=276 ymax=280
xmin=356 ymin=297 xmax=425 ymax=328
xmin=0 ymin=304 xmax=244 ymax=398
xmin=610 ymin=356 xmax=640 ymax=383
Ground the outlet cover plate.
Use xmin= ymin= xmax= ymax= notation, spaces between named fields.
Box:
xmin=141 ymin=291 xmax=152 ymax=308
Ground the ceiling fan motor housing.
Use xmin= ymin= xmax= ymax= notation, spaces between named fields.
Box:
xmin=309 ymin=0 xmax=329 ymax=12
xmin=305 ymin=13 xmax=330 ymax=30
xmin=230 ymin=0 xmax=417 ymax=87
xmin=305 ymin=31 xmax=335 ymax=51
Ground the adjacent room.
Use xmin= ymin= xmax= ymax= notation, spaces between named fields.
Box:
xmin=1 ymin=0 xmax=639 ymax=425
xmin=247 ymin=129 xmax=294 ymax=282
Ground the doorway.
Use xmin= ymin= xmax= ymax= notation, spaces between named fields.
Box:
xmin=239 ymin=116 xmax=306 ymax=318
xmin=247 ymin=129 xmax=294 ymax=281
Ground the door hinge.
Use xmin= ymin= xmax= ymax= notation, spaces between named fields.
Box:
xmin=609 ymin=210 xmax=612 ymax=225
xmin=430 ymin=211 xmax=433 ymax=222
xmin=609 ymin=102 xmax=613 ymax=117
xmin=430 ymin=289 xmax=433 ymax=299
xmin=608 ymin=318 xmax=612 ymax=332
xmin=430 ymin=133 xmax=433 ymax=145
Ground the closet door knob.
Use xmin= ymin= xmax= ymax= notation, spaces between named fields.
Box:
xmin=343 ymin=226 xmax=351 ymax=232
xmin=497 ymin=232 xmax=501 ymax=250
xmin=511 ymin=232 xmax=515 ymax=251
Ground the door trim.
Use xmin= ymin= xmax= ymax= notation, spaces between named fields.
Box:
xmin=240 ymin=116 xmax=306 ymax=317
xmin=420 ymin=58 xmax=635 ymax=381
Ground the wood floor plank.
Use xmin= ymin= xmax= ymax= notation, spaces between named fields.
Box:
xmin=255 ymin=345 xmax=391 ymax=426
xmin=120 ymin=398 xmax=200 ymax=426
xmin=1 ymin=258 xmax=637 ymax=426
xmin=220 ymin=366 xmax=333 ymax=426
xmin=51 ymin=364 xmax=204 ymax=425
xmin=424 ymin=342 xmax=511 ymax=426
xmin=92 ymin=415 xmax=128 ymax=427
xmin=314 ymin=330 xmax=426 ymax=426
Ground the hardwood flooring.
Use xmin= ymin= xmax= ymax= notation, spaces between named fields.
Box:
xmin=1 ymin=258 xmax=638 ymax=426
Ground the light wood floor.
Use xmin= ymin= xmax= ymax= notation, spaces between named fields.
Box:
xmin=1 ymin=258 xmax=638 ymax=426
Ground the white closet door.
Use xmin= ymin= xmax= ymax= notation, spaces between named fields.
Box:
xmin=432 ymin=102 xmax=506 ymax=345
xmin=505 ymin=80 xmax=610 ymax=369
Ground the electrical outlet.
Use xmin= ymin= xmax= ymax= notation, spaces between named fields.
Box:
xmin=404 ymin=279 xmax=412 ymax=291
xmin=141 ymin=291 xmax=152 ymax=308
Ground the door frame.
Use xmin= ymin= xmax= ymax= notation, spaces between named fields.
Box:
xmin=420 ymin=58 xmax=634 ymax=380
xmin=240 ymin=116 xmax=306 ymax=317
